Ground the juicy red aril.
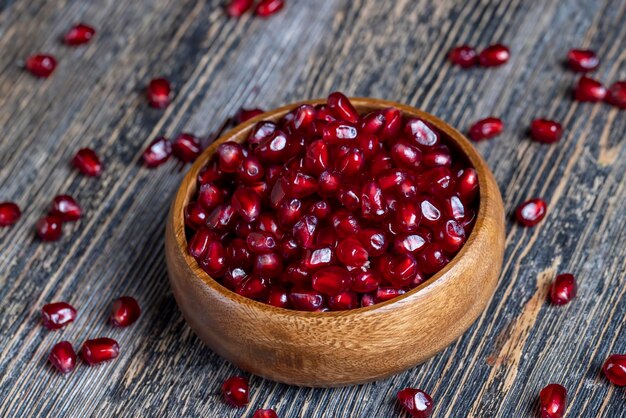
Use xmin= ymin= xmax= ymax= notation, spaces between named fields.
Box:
xmin=277 ymin=198 xmax=303 ymax=227
xmin=0 ymin=202 xmax=21 ymax=227
xmin=201 ymin=242 xmax=227 ymax=276
xmin=305 ymin=140 xmax=330 ymax=175
xmin=147 ymin=78 xmax=171 ymax=109
xmin=110 ymin=296 xmax=141 ymax=327
xmin=404 ymin=118 xmax=439 ymax=147
xmin=226 ymin=0 xmax=254 ymax=17
xmin=25 ymin=54 xmax=56 ymax=77
xmin=173 ymin=133 xmax=201 ymax=163
xmin=64 ymin=23 xmax=95 ymax=45
xmin=72 ymin=148 xmax=102 ymax=176
xmin=255 ymin=131 xmax=289 ymax=162
xmin=226 ymin=239 xmax=253 ymax=268
xmin=232 ymin=187 xmax=261 ymax=222
xmin=301 ymin=246 xmax=335 ymax=271
xmin=539 ymin=383 xmax=567 ymax=418
xmin=397 ymin=388 xmax=434 ymax=418
xmin=419 ymin=198 xmax=442 ymax=228
xmin=334 ymin=147 xmax=363 ymax=176
xmin=338 ymin=186 xmax=360 ymax=211
xmin=189 ymin=228 xmax=216 ymax=260
xmin=567 ymin=49 xmax=599 ymax=72
xmin=327 ymin=92 xmax=359 ymax=124
xmin=48 ymin=341 xmax=77 ymax=374
xmin=603 ymin=354 xmax=626 ymax=386
xmin=198 ymin=183 xmax=225 ymax=210
xmin=285 ymin=172 xmax=318 ymax=198
xmin=238 ymin=156 xmax=265 ymax=183
xmin=357 ymin=229 xmax=388 ymax=256
xmin=361 ymin=181 xmax=387 ymax=219
xmin=253 ymin=253 xmax=282 ymax=278
xmin=308 ymin=200 xmax=332 ymax=220
xmin=222 ymin=376 xmax=249 ymax=407
xmin=289 ymin=286 xmax=325 ymax=311
xmin=515 ymin=198 xmax=547 ymax=227
xmin=266 ymin=286 xmax=290 ymax=308
xmin=292 ymin=215 xmax=318 ymax=249
xmin=573 ymin=76 xmax=606 ymax=102
xmin=217 ymin=142 xmax=245 ymax=173
xmin=396 ymin=201 xmax=422 ymax=233
xmin=337 ymin=237 xmax=369 ymax=267
xmin=312 ymin=266 xmax=350 ymax=296
xmin=418 ymin=244 xmax=449 ymax=274
xmin=361 ymin=111 xmax=386 ymax=134
xmin=249 ymin=121 xmax=277 ymax=147
xmin=36 ymin=215 xmax=63 ymax=241
xmin=236 ymin=274 xmax=268 ymax=299
xmin=530 ymin=119 xmax=563 ymax=143
xmin=234 ymin=108 xmax=264 ymax=124
xmin=81 ymin=338 xmax=119 ymax=365
xmin=292 ymin=104 xmax=316 ymax=130
xmin=185 ymin=202 xmax=209 ymax=230
xmin=246 ymin=231 xmax=277 ymax=253
xmin=456 ymin=168 xmax=479 ymax=203
xmin=50 ymin=195 xmax=81 ymax=222
xmin=318 ymin=171 xmax=341 ymax=197
xmin=223 ymin=268 xmax=247 ymax=290
xmin=391 ymin=141 xmax=422 ymax=169
xmin=435 ymin=219 xmax=466 ymax=253
xmin=42 ymin=302 xmax=76 ymax=329
xmin=361 ymin=293 xmax=376 ymax=307
xmin=387 ymin=254 xmax=418 ymax=287
xmin=606 ymin=81 xmax=626 ymax=109
xmin=422 ymin=146 xmax=451 ymax=168
xmin=255 ymin=0 xmax=284 ymax=17
xmin=142 ymin=137 xmax=172 ymax=168
xmin=328 ymin=291 xmax=359 ymax=311
xmin=253 ymin=409 xmax=278 ymax=418
xmin=351 ymin=268 xmax=380 ymax=293
xmin=376 ymin=287 xmax=406 ymax=302
xmin=380 ymin=107 xmax=402 ymax=140
xmin=448 ymin=45 xmax=478 ymax=68
xmin=478 ymin=44 xmax=510 ymax=67
xmin=550 ymin=273 xmax=576 ymax=305
xmin=394 ymin=233 xmax=427 ymax=255
xmin=468 ymin=117 xmax=504 ymax=141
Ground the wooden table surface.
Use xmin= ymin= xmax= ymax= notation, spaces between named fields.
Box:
xmin=1 ymin=0 xmax=625 ymax=416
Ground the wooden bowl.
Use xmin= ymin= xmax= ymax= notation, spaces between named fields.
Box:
xmin=165 ymin=98 xmax=505 ymax=387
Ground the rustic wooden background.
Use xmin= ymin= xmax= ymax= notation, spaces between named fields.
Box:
xmin=0 ymin=0 xmax=625 ymax=416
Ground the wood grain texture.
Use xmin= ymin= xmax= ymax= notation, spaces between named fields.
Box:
xmin=0 ymin=0 xmax=624 ymax=416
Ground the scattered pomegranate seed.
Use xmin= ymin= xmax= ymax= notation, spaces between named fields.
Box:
xmin=42 ymin=302 xmax=77 ymax=330
xmin=253 ymin=409 xmax=278 ymax=418
xmin=172 ymin=133 xmax=202 ymax=163
xmin=146 ymin=78 xmax=171 ymax=109
xmin=110 ymin=296 xmax=141 ymax=327
xmin=25 ymin=54 xmax=57 ymax=78
xmin=397 ymin=388 xmax=433 ymax=418
xmin=606 ymin=81 xmax=626 ymax=109
xmin=478 ymin=44 xmax=510 ymax=67
xmin=64 ymin=23 xmax=96 ymax=45
xmin=226 ymin=0 xmax=255 ymax=17
xmin=567 ymin=49 xmax=599 ymax=72
xmin=550 ymin=273 xmax=577 ymax=305
xmin=448 ymin=45 xmax=478 ymax=68
xmin=222 ymin=376 xmax=249 ymax=407
xmin=0 ymin=202 xmax=21 ymax=227
xmin=48 ymin=341 xmax=77 ymax=374
xmin=467 ymin=117 xmax=504 ymax=141
xmin=36 ymin=215 xmax=63 ymax=241
xmin=603 ymin=354 xmax=626 ymax=386
xmin=530 ymin=119 xmax=563 ymax=143
xmin=255 ymin=0 xmax=285 ymax=17
xmin=573 ymin=76 xmax=606 ymax=102
xmin=515 ymin=198 xmax=547 ymax=227
xmin=81 ymin=338 xmax=120 ymax=365
xmin=142 ymin=137 xmax=172 ymax=168
xmin=72 ymin=148 xmax=102 ymax=177
xmin=539 ymin=383 xmax=567 ymax=418
xmin=234 ymin=107 xmax=264 ymax=124
xmin=50 ymin=195 xmax=81 ymax=222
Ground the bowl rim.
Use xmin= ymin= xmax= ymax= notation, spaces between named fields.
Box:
xmin=170 ymin=97 xmax=495 ymax=317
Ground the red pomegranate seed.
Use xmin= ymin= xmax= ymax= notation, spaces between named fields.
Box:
xmin=0 ymin=202 xmax=21 ymax=227
xmin=550 ymin=273 xmax=577 ymax=305
xmin=380 ymin=107 xmax=402 ymax=141
xmin=278 ymin=198 xmax=304 ymax=227
xmin=236 ymin=274 xmax=269 ymax=299
xmin=456 ymin=168 xmax=479 ymax=203
xmin=146 ymin=78 xmax=171 ymax=109
xmin=318 ymin=171 xmax=341 ymax=197
xmin=350 ymin=268 xmax=380 ymax=293
xmin=606 ymin=81 xmax=626 ymax=109
xmin=478 ymin=44 xmax=510 ymax=67
xmin=376 ymin=286 xmax=406 ymax=302
xmin=266 ymin=286 xmax=290 ymax=308
xmin=234 ymin=108 xmax=264 ymax=124
xmin=289 ymin=286 xmax=325 ymax=311
xmin=418 ymin=244 xmax=449 ymax=274
xmin=223 ymin=268 xmax=247 ymax=290
xmin=42 ymin=302 xmax=76 ymax=330
xmin=189 ymin=228 xmax=216 ymax=260
xmin=232 ymin=187 xmax=262 ymax=222
xmin=72 ymin=148 xmax=102 ymax=177
xmin=327 ymin=92 xmax=359 ymax=124
xmin=285 ymin=171 xmax=318 ymax=198
xmin=200 ymin=241 xmax=227 ymax=276
xmin=387 ymin=254 xmax=419 ymax=287
xmin=50 ymin=195 xmax=81 ymax=222
xmin=36 ymin=215 xmax=63 ymax=241
xmin=64 ymin=23 xmax=95 ymax=45
xmin=172 ymin=133 xmax=201 ymax=163
xmin=253 ymin=409 xmax=278 ymax=418
xmin=312 ymin=266 xmax=350 ymax=296
xmin=567 ymin=49 xmax=599 ymax=72
xmin=292 ymin=215 xmax=318 ymax=249
xmin=515 ymin=198 xmax=547 ymax=227
xmin=25 ymin=54 xmax=56 ymax=78
xmin=338 ymin=185 xmax=361 ymax=212
xmin=419 ymin=198 xmax=442 ymax=228
xmin=222 ymin=376 xmax=249 ymax=407
xmin=301 ymin=246 xmax=335 ymax=271
xmin=253 ymin=252 xmax=282 ymax=278
xmin=434 ymin=219 xmax=466 ymax=253
xmin=337 ymin=237 xmax=369 ymax=267
xmin=255 ymin=0 xmax=284 ymax=17
xmin=448 ymin=45 xmax=478 ymax=68
xmin=356 ymin=229 xmax=388 ymax=256
xmin=217 ymin=142 xmax=245 ymax=172
xmin=390 ymin=141 xmax=422 ymax=169
xmin=539 ymin=383 xmax=567 ymax=418
xmin=530 ymin=119 xmax=563 ymax=143
xmin=422 ymin=146 xmax=452 ymax=168
xmin=226 ymin=0 xmax=254 ymax=17
xmin=396 ymin=201 xmax=422 ymax=233
xmin=603 ymin=354 xmax=626 ymax=386
xmin=110 ymin=296 xmax=141 ymax=327
xmin=467 ymin=117 xmax=504 ymax=141
xmin=361 ymin=293 xmax=376 ymax=307
xmin=394 ymin=233 xmax=427 ymax=255
xmin=198 ymin=183 xmax=225 ymax=211
xmin=404 ymin=118 xmax=439 ymax=147
xmin=573 ymin=76 xmax=606 ymax=102
xmin=185 ymin=202 xmax=209 ymax=230
xmin=246 ymin=231 xmax=277 ymax=254
xmin=226 ymin=238 xmax=253 ymax=268
xmin=255 ymin=131 xmax=290 ymax=163
xmin=328 ymin=291 xmax=359 ymax=311
xmin=249 ymin=121 xmax=277 ymax=147
xmin=48 ymin=341 xmax=77 ymax=374
xmin=397 ymin=388 xmax=434 ymax=418
xmin=308 ymin=200 xmax=332 ymax=220
xmin=142 ymin=137 xmax=172 ymax=168
xmin=81 ymin=338 xmax=119 ymax=365
xmin=237 ymin=156 xmax=265 ymax=183
xmin=360 ymin=111 xmax=386 ymax=134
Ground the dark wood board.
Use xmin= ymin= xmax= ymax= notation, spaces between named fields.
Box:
xmin=0 ymin=0 xmax=624 ymax=416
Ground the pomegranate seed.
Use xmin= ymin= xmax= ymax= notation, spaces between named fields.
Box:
xmin=64 ymin=23 xmax=95 ymax=45
xmin=419 ymin=198 xmax=442 ymax=228
xmin=539 ymin=383 xmax=567 ymax=418
xmin=394 ymin=233 xmax=427 ymax=255
xmin=397 ymin=388 xmax=434 ymax=418
xmin=434 ymin=219 xmax=466 ymax=253
xmin=515 ymin=198 xmax=547 ymax=227
xmin=350 ymin=268 xmax=380 ymax=293
xmin=217 ymin=142 xmax=245 ymax=172
xmin=50 ymin=195 xmax=81 ymax=222
xmin=396 ymin=201 xmax=422 ymax=233
xmin=253 ymin=409 xmax=278 ymax=418
xmin=48 ymin=341 xmax=77 ymax=374
xmin=142 ymin=137 xmax=172 ymax=168
xmin=337 ymin=237 xmax=369 ymax=267
xmin=198 ymin=183 xmax=225 ymax=211
xmin=404 ymin=118 xmax=439 ymax=147
xmin=255 ymin=131 xmax=290 ymax=163
xmin=234 ymin=108 xmax=264 ymax=124
xmin=246 ymin=231 xmax=277 ymax=254
xmin=277 ymin=198 xmax=304 ymax=227
xmin=72 ymin=148 xmax=102 ymax=177
xmin=332 ymin=211 xmax=361 ymax=238
xmin=25 ymin=54 xmax=56 ymax=77
xmin=422 ymin=146 xmax=452 ymax=168
xmin=318 ymin=171 xmax=341 ymax=197
xmin=361 ymin=293 xmax=376 ymax=307
xmin=0 ymin=202 xmax=21 ymax=227
xmin=200 ymin=241 xmax=227 ymax=276
xmin=42 ymin=302 xmax=76 ymax=330
xmin=573 ymin=76 xmax=606 ymax=102
xmin=603 ymin=354 xmax=626 ymax=386
xmin=172 ymin=133 xmax=201 ymax=163
xmin=328 ymin=291 xmax=359 ymax=311
xmin=237 ymin=274 xmax=269 ymax=299
xmin=361 ymin=181 xmax=387 ymax=219
xmin=255 ymin=0 xmax=285 ymax=17
xmin=312 ymin=266 xmax=350 ymax=296
xmin=226 ymin=238 xmax=253 ymax=268
xmin=467 ymin=117 xmax=504 ymax=141
xmin=289 ymin=286 xmax=325 ymax=311
xmin=185 ymin=202 xmax=209 ymax=230
xmin=380 ymin=107 xmax=402 ymax=141
xmin=478 ymin=44 xmax=510 ymax=67
xmin=387 ymin=254 xmax=419 ymax=287
xmin=448 ymin=45 xmax=478 ymax=68
xmin=308 ymin=200 xmax=332 ymax=220
xmin=338 ymin=185 xmax=361 ymax=211
xmin=376 ymin=286 xmax=406 ymax=302
xmin=456 ymin=168 xmax=479 ymax=203
xmin=360 ymin=111 xmax=386 ymax=134
xmin=285 ymin=171 xmax=318 ymax=198
xmin=232 ymin=187 xmax=262 ymax=222
xmin=189 ymin=228 xmax=216 ymax=260
xmin=222 ymin=376 xmax=249 ymax=407
xmin=238 ymin=156 xmax=265 ymax=183
xmin=391 ymin=141 xmax=422 ymax=169
xmin=323 ymin=122 xmax=358 ymax=142
xmin=223 ymin=268 xmax=247 ymax=290
xmin=370 ymin=150 xmax=393 ymax=175
xmin=357 ymin=229 xmax=388 ymax=256
xmin=550 ymin=273 xmax=577 ymax=305
xmin=292 ymin=215 xmax=318 ymax=249
xmin=530 ymin=119 xmax=563 ymax=143
xmin=418 ymin=244 xmax=449 ymax=274
xmin=226 ymin=0 xmax=254 ymax=17
xmin=146 ymin=78 xmax=171 ymax=108
xmin=249 ymin=121 xmax=277 ymax=147
xmin=304 ymin=140 xmax=330 ymax=175
xmin=81 ymin=337 xmax=119 ymax=365
xmin=266 ymin=286 xmax=290 ymax=308
xmin=301 ymin=246 xmax=335 ymax=271
xmin=253 ymin=252 xmax=282 ymax=278
xmin=567 ymin=49 xmax=599 ymax=72
xmin=110 ymin=296 xmax=141 ymax=327
xmin=606 ymin=81 xmax=626 ymax=109
xmin=36 ymin=215 xmax=63 ymax=241
xmin=327 ymin=92 xmax=359 ymax=124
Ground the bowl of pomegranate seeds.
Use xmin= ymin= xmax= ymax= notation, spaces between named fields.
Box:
xmin=165 ymin=93 xmax=505 ymax=386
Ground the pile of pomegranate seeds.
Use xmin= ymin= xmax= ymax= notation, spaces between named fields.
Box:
xmin=185 ymin=92 xmax=478 ymax=311
xmin=603 ymin=354 xmax=626 ymax=386
xmin=549 ymin=273 xmax=576 ymax=305
xmin=567 ymin=49 xmax=599 ymax=72
xmin=449 ymin=44 xmax=509 ymax=68
xmin=397 ymin=388 xmax=433 ymax=418
xmin=0 ymin=202 xmax=21 ymax=227
xmin=226 ymin=0 xmax=285 ymax=18
xmin=64 ymin=23 xmax=96 ymax=46
xmin=221 ymin=376 xmax=249 ymax=407
xmin=515 ymin=198 xmax=547 ymax=227
xmin=467 ymin=117 xmax=504 ymax=142
xmin=539 ymin=383 xmax=567 ymax=418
